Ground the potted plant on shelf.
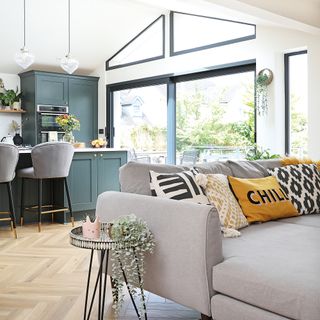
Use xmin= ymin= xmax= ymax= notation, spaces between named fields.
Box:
xmin=1 ymin=88 xmax=22 ymax=110
xmin=55 ymin=114 xmax=80 ymax=143
xmin=109 ymin=214 xmax=155 ymax=316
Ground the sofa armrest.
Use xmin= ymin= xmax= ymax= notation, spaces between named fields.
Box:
xmin=96 ymin=191 xmax=223 ymax=316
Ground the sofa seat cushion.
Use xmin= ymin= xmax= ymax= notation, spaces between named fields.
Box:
xmin=212 ymin=216 xmax=320 ymax=320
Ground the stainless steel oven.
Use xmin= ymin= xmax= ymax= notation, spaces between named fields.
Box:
xmin=37 ymin=105 xmax=69 ymax=142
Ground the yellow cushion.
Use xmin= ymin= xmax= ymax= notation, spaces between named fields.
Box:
xmin=228 ymin=176 xmax=299 ymax=223
xmin=281 ymin=157 xmax=320 ymax=171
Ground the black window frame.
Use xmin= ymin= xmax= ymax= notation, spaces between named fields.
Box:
xmin=105 ymin=15 xmax=165 ymax=71
xmin=106 ymin=60 xmax=256 ymax=164
xmin=284 ymin=50 xmax=308 ymax=155
xmin=170 ymin=11 xmax=256 ymax=57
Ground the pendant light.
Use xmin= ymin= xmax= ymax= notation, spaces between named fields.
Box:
xmin=15 ymin=0 xmax=34 ymax=69
xmin=60 ymin=0 xmax=79 ymax=74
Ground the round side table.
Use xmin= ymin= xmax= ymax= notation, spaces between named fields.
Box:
xmin=70 ymin=224 xmax=147 ymax=320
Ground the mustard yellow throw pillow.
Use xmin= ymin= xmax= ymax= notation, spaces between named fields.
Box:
xmin=228 ymin=176 xmax=298 ymax=223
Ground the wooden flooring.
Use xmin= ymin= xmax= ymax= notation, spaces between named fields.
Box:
xmin=0 ymin=223 xmax=200 ymax=320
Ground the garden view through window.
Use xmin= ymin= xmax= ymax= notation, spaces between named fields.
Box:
xmin=286 ymin=52 xmax=308 ymax=156
xmin=112 ymin=69 xmax=255 ymax=164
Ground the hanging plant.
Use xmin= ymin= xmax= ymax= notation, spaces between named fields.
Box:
xmin=110 ymin=214 xmax=155 ymax=316
xmin=256 ymin=68 xmax=273 ymax=116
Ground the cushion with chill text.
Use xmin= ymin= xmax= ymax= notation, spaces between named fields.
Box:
xmin=149 ymin=170 xmax=209 ymax=204
xmin=268 ymin=164 xmax=320 ymax=215
xmin=228 ymin=175 xmax=298 ymax=223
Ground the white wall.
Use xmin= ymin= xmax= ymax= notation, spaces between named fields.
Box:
xmin=0 ymin=73 xmax=21 ymax=140
xmin=90 ymin=65 xmax=107 ymax=140
xmin=104 ymin=23 xmax=320 ymax=158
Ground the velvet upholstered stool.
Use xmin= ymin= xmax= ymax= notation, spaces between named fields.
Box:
xmin=17 ymin=142 xmax=74 ymax=232
xmin=0 ymin=143 xmax=19 ymax=238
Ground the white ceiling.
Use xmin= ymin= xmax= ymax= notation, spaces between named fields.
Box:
xmin=0 ymin=0 xmax=319 ymax=76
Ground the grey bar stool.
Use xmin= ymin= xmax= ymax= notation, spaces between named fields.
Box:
xmin=17 ymin=142 xmax=74 ymax=232
xmin=0 ymin=143 xmax=19 ymax=238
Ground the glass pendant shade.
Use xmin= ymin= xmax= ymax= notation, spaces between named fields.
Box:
xmin=60 ymin=54 xmax=79 ymax=74
xmin=15 ymin=47 xmax=35 ymax=69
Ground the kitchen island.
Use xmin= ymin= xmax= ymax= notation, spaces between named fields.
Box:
xmin=0 ymin=148 xmax=128 ymax=225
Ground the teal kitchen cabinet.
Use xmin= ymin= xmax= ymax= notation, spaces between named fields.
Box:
xmin=97 ymin=151 xmax=127 ymax=195
xmin=20 ymin=71 xmax=99 ymax=146
xmin=36 ymin=74 xmax=68 ymax=106
xmin=67 ymin=151 xmax=127 ymax=212
xmin=69 ymin=77 xmax=98 ymax=144
xmin=67 ymin=153 xmax=98 ymax=212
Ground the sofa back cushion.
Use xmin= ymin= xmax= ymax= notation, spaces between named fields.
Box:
xmin=119 ymin=159 xmax=282 ymax=196
xmin=226 ymin=159 xmax=281 ymax=178
xmin=119 ymin=161 xmax=187 ymax=195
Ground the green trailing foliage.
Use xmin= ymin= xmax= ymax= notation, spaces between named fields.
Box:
xmin=110 ymin=214 xmax=155 ymax=316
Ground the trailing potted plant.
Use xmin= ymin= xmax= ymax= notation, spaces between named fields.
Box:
xmin=109 ymin=214 xmax=155 ymax=316
xmin=256 ymin=68 xmax=273 ymax=115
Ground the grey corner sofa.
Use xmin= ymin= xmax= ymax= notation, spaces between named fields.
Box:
xmin=95 ymin=159 xmax=320 ymax=320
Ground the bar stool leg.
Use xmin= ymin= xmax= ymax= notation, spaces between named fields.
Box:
xmin=7 ymin=182 xmax=17 ymax=239
xmin=64 ymin=178 xmax=74 ymax=227
xmin=20 ymin=178 xmax=24 ymax=226
xmin=38 ymin=179 xmax=42 ymax=232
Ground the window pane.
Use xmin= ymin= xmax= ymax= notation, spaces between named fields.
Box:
xmin=288 ymin=53 xmax=308 ymax=156
xmin=176 ymin=71 xmax=255 ymax=164
xmin=113 ymin=84 xmax=167 ymax=163
xmin=172 ymin=12 xmax=255 ymax=54
xmin=108 ymin=16 xmax=164 ymax=69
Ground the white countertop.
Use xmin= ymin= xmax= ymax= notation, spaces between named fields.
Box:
xmin=18 ymin=147 xmax=127 ymax=154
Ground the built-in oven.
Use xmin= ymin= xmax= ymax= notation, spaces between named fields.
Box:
xmin=37 ymin=105 xmax=69 ymax=143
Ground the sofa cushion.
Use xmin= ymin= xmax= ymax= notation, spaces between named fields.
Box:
xmin=119 ymin=161 xmax=187 ymax=195
xmin=212 ymin=216 xmax=320 ymax=320
xmin=149 ymin=170 xmax=209 ymax=204
xmin=202 ymin=174 xmax=248 ymax=234
xmin=194 ymin=161 xmax=232 ymax=176
xmin=226 ymin=160 xmax=270 ymax=178
xmin=269 ymin=164 xmax=320 ymax=215
xmin=228 ymin=176 xmax=298 ymax=223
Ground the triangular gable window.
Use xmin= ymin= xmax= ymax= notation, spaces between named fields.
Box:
xmin=106 ymin=15 xmax=165 ymax=70
xmin=170 ymin=11 xmax=256 ymax=56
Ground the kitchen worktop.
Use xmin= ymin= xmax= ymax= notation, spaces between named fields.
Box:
xmin=18 ymin=147 xmax=127 ymax=154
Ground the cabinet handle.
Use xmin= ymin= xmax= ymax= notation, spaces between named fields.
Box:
xmin=100 ymin=153 xmax=103 ymax=157
xmin=94 ymin=154 xmax=97 ymax=157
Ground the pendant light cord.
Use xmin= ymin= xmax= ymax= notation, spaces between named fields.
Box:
xmin=23 ymin=0 xmax=26 ymax=48
xmin=68 ymin=0 xmax=71 ymax=55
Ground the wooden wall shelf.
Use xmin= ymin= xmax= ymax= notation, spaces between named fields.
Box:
xmin=0 ymin=109 xmax=26 ymax=113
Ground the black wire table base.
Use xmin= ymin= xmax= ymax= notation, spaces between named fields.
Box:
xmin=83 ymin=249 xmax=147 ymax=320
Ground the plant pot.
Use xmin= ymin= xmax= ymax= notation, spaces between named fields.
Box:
xmin=12 ymin=102 xmax=20 ymax=110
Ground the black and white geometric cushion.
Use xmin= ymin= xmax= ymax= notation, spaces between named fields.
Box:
xmin=149 ymin=169 xmax=209 ymax=204
xmin=268 ymin=164 xmax=320 ymax=215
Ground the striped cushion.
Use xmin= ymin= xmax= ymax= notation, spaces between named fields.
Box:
xmin=149 ymin=170 xmax=209 ymax=204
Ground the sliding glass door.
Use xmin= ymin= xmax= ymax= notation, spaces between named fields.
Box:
xmin=112 ymin=84 xmax=167 ymax=163
xmin=176 ymin=71 xmax=255 ymax=163
xmin=108 ymin=64 xmax=255 ymax=164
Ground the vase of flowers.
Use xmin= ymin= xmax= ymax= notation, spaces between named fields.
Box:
xmin=55 ymin=114 xmax=80 ymax=143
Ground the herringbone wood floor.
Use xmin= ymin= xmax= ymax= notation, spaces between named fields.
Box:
xmin=0 ymin=223 xmax=200 ymax=320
